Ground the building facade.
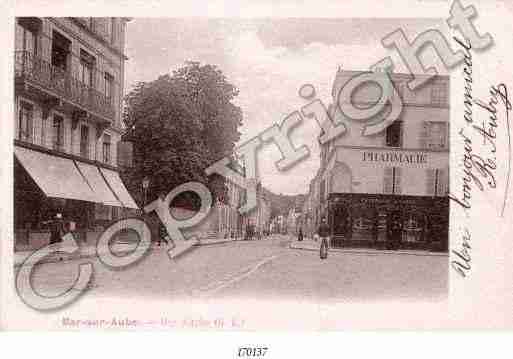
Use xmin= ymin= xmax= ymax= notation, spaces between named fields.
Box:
xmin=206 ymin=177 xmax=247 ymax=239
xmin=14 ymin=17 xmax=138 ymax=250
xmin=310 ymin=69 xmax=449 ymax=250
xmin=243 ymin=181 xmax=271 ymax=238
xmin=286 ymin=207 xmax=302 ymax=236
xmin=270 ymin=215 xmax=285 ymax=235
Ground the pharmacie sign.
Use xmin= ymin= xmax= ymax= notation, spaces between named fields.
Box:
xmin=362 ymin=150 xmax=427 ymax=165
xmin=343 ymin=146 xmax=449 ymax=169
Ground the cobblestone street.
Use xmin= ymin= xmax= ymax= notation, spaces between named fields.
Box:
xmin=21 ymin=235 xmax=448 ymax=302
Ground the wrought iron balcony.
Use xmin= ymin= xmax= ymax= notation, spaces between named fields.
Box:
xmin=15 ymin=51 xmax=115 ymax=122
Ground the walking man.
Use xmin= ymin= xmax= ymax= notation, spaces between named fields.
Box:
xmin=317 ymin=217 xmax=330 ymax=259
xmin=158 ymin=224 xmax=171 ymax=247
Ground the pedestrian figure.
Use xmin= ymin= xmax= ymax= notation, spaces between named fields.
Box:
xmin=372 ymin=209 xmax=379 ymax=247
xmin=385 ymin=212 xmax=392 ymax=249
xmin=387 ymin=211 xmax=402 ymax=250
xmin=318 ymin=217 xmax=330 ymax=259
xmin=424 ymin=213 xmax=432 ymax=245
xmin=298 ymin=228 xmax=303 ymax=242
xmin=48 ymin=213 xmax=64 ymax=245
xmin=158 ymin=224 xmax=171 ymax=247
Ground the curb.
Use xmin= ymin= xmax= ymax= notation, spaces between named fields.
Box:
xmin=195 ymin=238 xmax=264 ymax=246
xmin=195 ymin=239 xmax=238 ymax=247
xmin=14 ymin=247 xmax=142 ymax=268
xmin=289 ymin=242 xmax=448 ymax=257
xmin=14 ymin=238 xmax=245 ymax=267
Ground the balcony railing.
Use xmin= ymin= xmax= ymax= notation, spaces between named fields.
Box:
xmin=15 ymin=51 xmax=115 ymax=121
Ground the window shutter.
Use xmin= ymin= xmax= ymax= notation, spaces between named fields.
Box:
xmin=15 ymin=23 xmax=24 ymax=51
xmin=437 ymin=168 xmax=449 ymax=196
xmin=419 ymin=121 xmax=429 ymax=149
xmin=383 ymin=167 xmax=393 ymax=194
xmin=394 ymin=167 xmax=402 ymax=194
xmin=443 ymin=122 xmax=449 ymax=150
xmin=426 ymin=169 xmax=435 ymax=196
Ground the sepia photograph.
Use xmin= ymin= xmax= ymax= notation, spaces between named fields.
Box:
xmin=12 ymin=17 xmax=450 ymax=306
xmin=2 ymin=0 xmax=513 ymax=341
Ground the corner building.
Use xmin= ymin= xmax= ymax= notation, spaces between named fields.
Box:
xmin=14 ymin=17 xmax=138 ymax=250
xmin=316 ymin=69 xmax=449 ymax=250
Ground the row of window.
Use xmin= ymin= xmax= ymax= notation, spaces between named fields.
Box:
xmin=319 ymin=166 xmax=448 ymax=199
xmin=383 ymin=167 xmax=448 ymax=196
xmin=73 ymin=17 xmax=118 ymax=46
xmin=18 ymin=101 xmax=112 ymax=164
xmin=385 ymin=120 xmax=448 ymax=149
xmin=321 ymin=120 xmax=449 ymax=167
xmin=394 ymin=81 xmax=449 ymax=107
xmin=52 ymin=29 xmax=116 ymax=100
xmin=16 ymin=19 xmax=116 ymax=102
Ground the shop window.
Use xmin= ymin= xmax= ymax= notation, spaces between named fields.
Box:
xmin=383 ymin=167 xmax=402 ymax=194
xmin=431 ymin=82 xmax=448 ymax=106
xmin=52 ymin=115 xmax=64 ymax=151
xmin=103 ymin=134 xmax=111 ymax=164
xmin=80 ymin=125 xmax=90 ymax=158
xmin=18 ymin=101 xmax=34 ymax=143
xmin=386 ymin=120 xmax=402 ymax=147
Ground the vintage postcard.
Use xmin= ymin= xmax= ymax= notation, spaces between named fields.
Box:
xmin=1 ymin=0 xmax=513 ymax=336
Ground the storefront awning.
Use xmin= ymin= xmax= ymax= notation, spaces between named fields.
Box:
xmin=99 ymin=168 xmax=139 ymax=209
xmin=14 ymin=146 xmax=96 ymax=202
xmin=75 ymin=162 xmax=123 ymax=207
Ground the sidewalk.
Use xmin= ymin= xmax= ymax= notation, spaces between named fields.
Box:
xmin=13 ymin=236 xmax=247 ymax=268
xmin=289 ymin=238 xmax=448 ymax=257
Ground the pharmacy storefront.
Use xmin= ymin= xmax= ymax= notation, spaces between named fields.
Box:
xmin=320 ymin=146 xmax=449 ymax=251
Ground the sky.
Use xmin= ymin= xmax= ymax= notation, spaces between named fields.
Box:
xmin=124 ymin=18 xmax=448 ymax=195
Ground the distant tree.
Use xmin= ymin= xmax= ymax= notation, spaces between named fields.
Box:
xmin=121 ymin=62 xmax=242 ymax=208
xmin=262 ymin=188 xmax=305 ymax=220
